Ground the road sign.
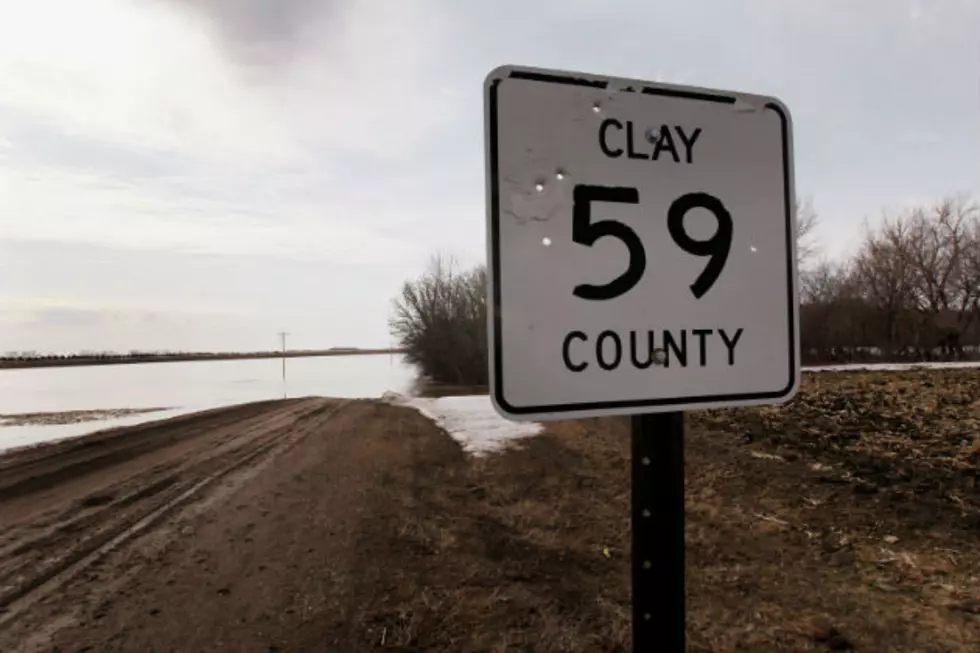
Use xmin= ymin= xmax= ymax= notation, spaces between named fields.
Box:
xmin=484 ymin=65 xmax=800 ymax=421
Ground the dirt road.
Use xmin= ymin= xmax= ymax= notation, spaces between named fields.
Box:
xmin=1 ymin=372 xmax=978 ymax=652
xmin=0 ymin=397 xmax=423 ymax=652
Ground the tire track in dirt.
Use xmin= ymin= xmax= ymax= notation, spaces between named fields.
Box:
xmin=0 ymin=400 xmax=286 ymax=498
xmin=0 ymin=400 xmax=319 ymax=569
xmin=32 ymin=400 xmax=462 ymax=653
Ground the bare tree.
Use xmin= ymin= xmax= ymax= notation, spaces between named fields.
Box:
xmin=840 ymin=197 xmax=980 ymax=360
xmin=955 ymin=201 xmax=980 ymax=345
xmin=892 ymin=198 xmax=975 ymax=356
xmin=800 ymin=258 xmax=856 ymax=360
xmin=851 ymin=215 xmax=919 ymax=356
xmin=801 ymin=257 xmax=900 ymax=363
xmin=858 ymin=196 xmax=980 ymax=359
xmin=795 ymin=197 xmax=820 ymax=269
xmin=390 ymin=254 xmax=488 ymax=386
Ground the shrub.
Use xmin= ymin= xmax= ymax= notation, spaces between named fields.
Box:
xmin=390 ymin=256 xmax=488 ymax=386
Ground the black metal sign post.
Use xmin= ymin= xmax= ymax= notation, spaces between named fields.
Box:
xmin=631 ymin=412 xmax=685 ymax=652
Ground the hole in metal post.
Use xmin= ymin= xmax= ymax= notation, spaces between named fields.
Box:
xmin=641 ymin=457 xmax=650 ymax=466
xmin=643 ymin=560 xmax=651 ymax=569
xmin=643 ymin=613 xmax=652 ymax=621
xmin=642 ymin=509 xmax=651 ymax=518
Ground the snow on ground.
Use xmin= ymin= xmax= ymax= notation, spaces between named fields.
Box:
xmin=803 ymin=361 xmax=980 ymax=373
xmin=388 ymin=393 xmax=543 ymax=457
xmin=0 ymin=406 xmax=203 ymax=455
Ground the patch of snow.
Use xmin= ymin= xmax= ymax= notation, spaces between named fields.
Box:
xmin=804 ymin=361 xmax=980 ymax=373
xmin=0 ymin=406 xmax=203 ymax=455
xmin=392 ymin=394 xmax=543 ymax=457
xmin=390 ymin=359 xmax=980 ymax=454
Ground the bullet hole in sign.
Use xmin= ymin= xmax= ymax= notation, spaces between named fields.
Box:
xmin=555 ymin=169 xmax=566 ymax=181
xmin=542 ymin=237 xmax=552 ymax=247
xmin=750 ymin=246 xmax=758 ymax=253
xmin=592 ymin=102 xmax=602 ymax=113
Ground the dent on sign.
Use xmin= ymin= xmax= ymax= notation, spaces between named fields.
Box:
xmin=485 ymin=65 xmax=799 ymax=420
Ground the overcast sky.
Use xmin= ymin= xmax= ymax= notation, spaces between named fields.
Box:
xmin=1 ymin=0 xmax=978 ymax=353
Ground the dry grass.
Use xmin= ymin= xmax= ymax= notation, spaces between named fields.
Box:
xmin=345 ymin=370 xmax=980 ymax=652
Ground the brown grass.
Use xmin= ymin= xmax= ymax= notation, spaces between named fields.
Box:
xmin=345 ymin=370 xmax=980 ymax=652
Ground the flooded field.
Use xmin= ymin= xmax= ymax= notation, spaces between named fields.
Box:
xmin=0 ymin=354 xmax=416 ymax=451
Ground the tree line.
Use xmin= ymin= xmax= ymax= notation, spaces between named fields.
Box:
xmin=800 ymin=196 xmax=980 ymax=363
xmin=391 ymin=195 xmax=980 ymax=386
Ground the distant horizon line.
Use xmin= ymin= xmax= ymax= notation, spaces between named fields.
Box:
xmin=1 ymin=346 xmax=404 ymax=359
xmin=0 ymin=348 xmax=408 ymax=370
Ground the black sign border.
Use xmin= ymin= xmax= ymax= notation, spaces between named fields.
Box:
xmin=487 ymin=67 xmax=798 ymax=416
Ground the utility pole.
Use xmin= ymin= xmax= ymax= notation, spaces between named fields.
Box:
xmin=277 ymin=331 xmax=289 ymax=398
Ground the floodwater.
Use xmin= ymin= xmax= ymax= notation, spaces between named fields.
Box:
xmin=0 ymin=354 xmax=417 ymax=452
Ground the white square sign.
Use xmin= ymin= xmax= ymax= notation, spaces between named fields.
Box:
xmin=484 ymin=65 xmax=800 ymax=421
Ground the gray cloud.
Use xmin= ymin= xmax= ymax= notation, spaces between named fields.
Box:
xmin=165 ymin=0 xmax=337 ymax=66
xmin=5 ymin=115 xmax=191 ymax=180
